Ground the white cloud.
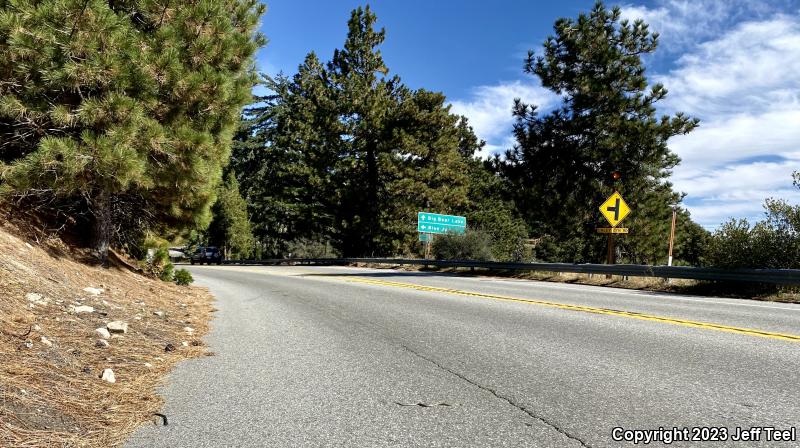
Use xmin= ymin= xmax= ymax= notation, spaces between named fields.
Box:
xmin=621 ymin=0 xmax=786 ymax=54
xmin=449 ymin=80 xmax=558 ymax=158
xmin=685 ymin=201 xmax=772 ymax=229
xmin=668 ymin=110 xmax=800 ymax=172
xmin=656 ymin=17 xmax=800 ymax=116
xmin=675 ymin=160 xmax=797 ymax=199
xmin=635 ymin=3 xmax=800 ymax=228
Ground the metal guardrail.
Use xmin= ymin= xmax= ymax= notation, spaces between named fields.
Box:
xmin=221 ymin=257 xmax=800 ymax=285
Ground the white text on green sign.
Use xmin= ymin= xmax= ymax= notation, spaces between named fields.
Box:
xmin=417 ymin=212 xmax=466 ymax=234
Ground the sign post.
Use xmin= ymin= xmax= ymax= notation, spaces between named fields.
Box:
xmin=598 ymin=191 xmax=631 ymax=277
xmin=667 ymin=206 xmax=677 ymax=266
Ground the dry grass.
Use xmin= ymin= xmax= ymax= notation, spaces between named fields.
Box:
xmin=0 ymin=213 xmax=215 ymax=447
xmin=355 ymin=263 xmax=800 ymax=303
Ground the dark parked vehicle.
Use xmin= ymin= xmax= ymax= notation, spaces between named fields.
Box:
xmin=191 ymin=246 xmax=223 ymax=265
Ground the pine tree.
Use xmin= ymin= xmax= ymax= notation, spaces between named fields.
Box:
xmin=325 ymin=5 xmax=401 ymax=255
xmin=0 ymin=0 xmax=265 ymax=261
xmin=499 ymin=1 xmax=701 ymax=263
xmin=233 ymin=6 xmax=476 ymax=257
xmin=377 ymin=88 xmax=473 ymax=255
xmin=232 ymin=57 xmax=340 ymax=257
xmin=207 ymin=171 xmax=254 ymax=259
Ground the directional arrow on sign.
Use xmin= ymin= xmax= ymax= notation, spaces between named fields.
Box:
xmin=599 ymin=192 xmax=631 ymax=228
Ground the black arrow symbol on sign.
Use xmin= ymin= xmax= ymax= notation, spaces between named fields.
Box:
xmin=607 ymin=198 xmax=621 ymax=221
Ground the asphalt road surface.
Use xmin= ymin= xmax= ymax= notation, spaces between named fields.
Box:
xmin=126 ymin=265 xmax=800 ymax=448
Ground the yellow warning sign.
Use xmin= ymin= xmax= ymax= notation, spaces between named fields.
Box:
xmin=599 ymin=192 xmax=630 ymax=227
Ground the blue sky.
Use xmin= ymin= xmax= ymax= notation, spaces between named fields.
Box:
xmin=255 ymin=0 xmax=800 ymax=229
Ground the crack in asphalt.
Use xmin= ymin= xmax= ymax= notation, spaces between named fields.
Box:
xmin=399 ymin=344 xmax=592 ymax=448
xmin=265 ymin=282 xmax=592 ymax=447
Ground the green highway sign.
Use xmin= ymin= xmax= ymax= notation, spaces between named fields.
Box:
xmin=417 ymin=212 xmax=466 ymax=235
xmin=418 ymin=223 xmax=465 ymax=234
xmin=419 ymin=233 xmax=432 ymax=242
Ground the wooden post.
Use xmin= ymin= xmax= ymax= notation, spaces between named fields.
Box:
xmin=605 ymin=233 xmax=615 ymax=279
xmin=666 ymin=206 xmax=678 ymax=283
xmin=424 ymin=234 xmax=432 ymax=260
xmin=668 ymin=207 xmax=677 ymax=266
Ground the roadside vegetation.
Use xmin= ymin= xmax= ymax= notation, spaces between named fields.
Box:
xmin=0 ymin=0 xmax=259 ymax=444
xmin=230 ymin=2 xmax=797 ymax=270
xmin=0 ymin=212 xmax=213 ymax=446
xmin=704 ymin=172 xmax=800 ymax=269
xmin=1 ymin=0 xmax=795 ymax=270
xmin=0 ymin=0 xmax=265 ymax=265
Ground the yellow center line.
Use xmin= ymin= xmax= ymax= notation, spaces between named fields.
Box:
xmin=336 ymin=276 xmax=800 ymax=343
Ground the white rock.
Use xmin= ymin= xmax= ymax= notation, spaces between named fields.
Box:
xmin=106 ymin=321 xmax=128 ymax=334
xmin=26 ymin=293 xmax=48 ymax=305
xmin=40 ymin=336 xmax=52 ymax=347
xmin=95 ymin=328 xmax=111 ymax=339
xmin=181 ymin=341 xmax=189 ymax=347
xmin=23 ymin=340 xmax=33 ymax=349
xmin=83 ymin=287 xmax=104 ymax=295
xmin=144 ymin=363 xmax=153 ymax=368
xmin=96 ymin=339 xmax=110 ymax=348
xmin=72 ymin=305 xmax=94 ymax=314
xmin=33 ymin=324 xmax=41 ymax=331
xmin=153 ymin=311 xmax=165 ymax=318
xmin=100 ymin=368 xmax=116 ymax=383
xmin=183 ymin=326 xmax=195 ymax=334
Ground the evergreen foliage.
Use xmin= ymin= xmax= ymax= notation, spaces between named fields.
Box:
xmin=207 ymin=171 xmax=255 ymax=259
xmin=233 ymin=6 xmax=474 ymax=257
xmin=497 ymin=1 xmax=704 ymax=264
xmin=432 ymin=230 xmax=493 ymax=262
xmin=464 ymin=157 xmax=530 ymax=261
xmin=174 ymin=268 xmax=194 ymax=285
xmin=706 ymin=172 xmax=800 ymax=269
xmin=0 ymin=0 xmax=265 ymax=261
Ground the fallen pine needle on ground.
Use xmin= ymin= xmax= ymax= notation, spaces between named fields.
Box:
xmin=0 ymin=216 xmax=214 ymax=447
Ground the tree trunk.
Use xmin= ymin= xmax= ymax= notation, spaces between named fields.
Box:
xmin=92 ymin=191 xmax=113 ymax=266
xmin=365 ymin=142 xmax=379 ymax=254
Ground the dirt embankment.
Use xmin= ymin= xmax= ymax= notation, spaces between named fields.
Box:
xmin=0 ymin=216 xmax=214 ymax=447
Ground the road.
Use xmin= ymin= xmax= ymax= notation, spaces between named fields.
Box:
xmin=126 ymin=265 xmax=800 ymax=448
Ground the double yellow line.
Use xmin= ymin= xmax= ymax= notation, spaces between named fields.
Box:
xmin=339 ymin=276 xmax=800 ymax=343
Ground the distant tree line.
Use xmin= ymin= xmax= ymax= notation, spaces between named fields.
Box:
xmin=231 ymin=6 xmax=522 ymax=259
xmin=231 ymin=3 xmax=715 ymax=265
xmin=704 ymin=172 xmax=800 ymax=269
xmin=1 ymin=1 xmax=796 ymax=269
